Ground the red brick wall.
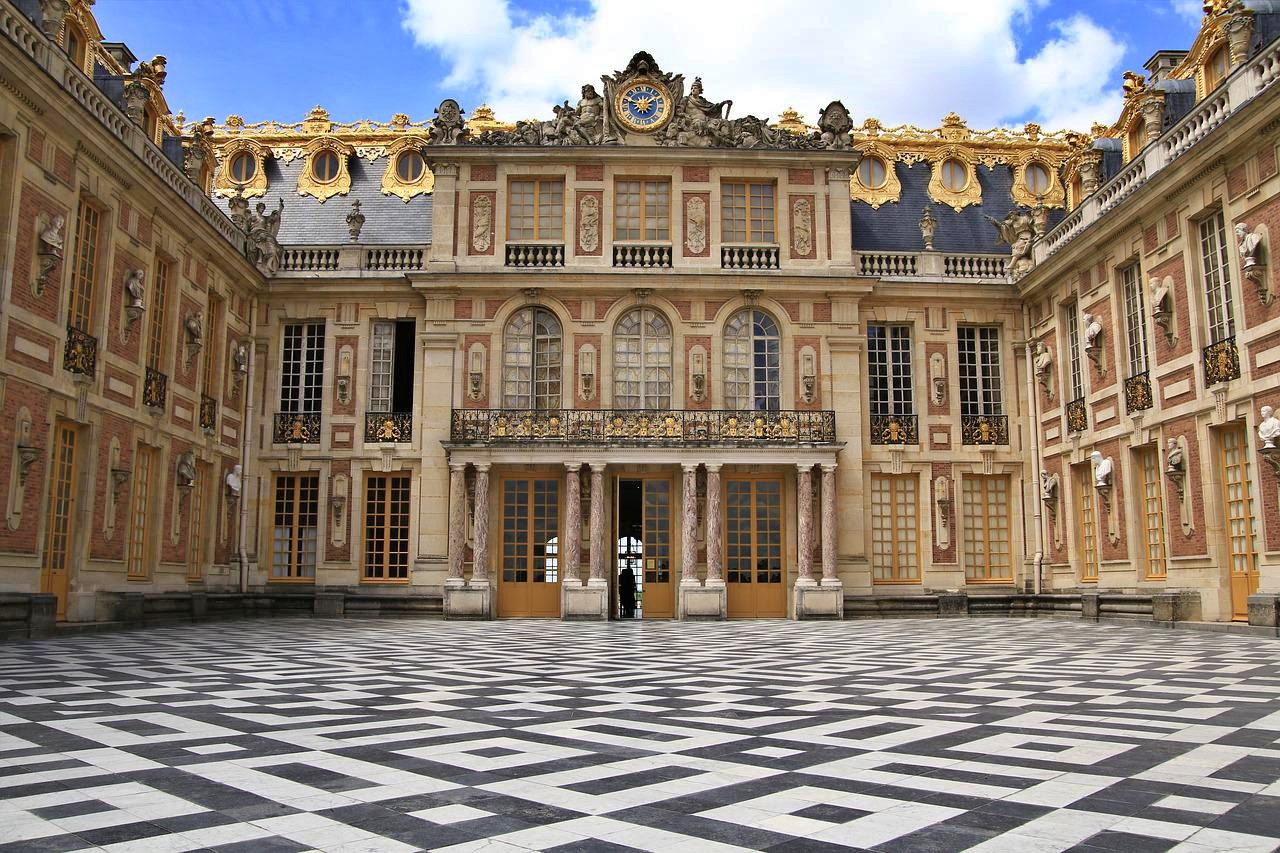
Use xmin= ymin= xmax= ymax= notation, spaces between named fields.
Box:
xmin=787 ymin=168 xmax=814 ymax=185
xmin=684 ymin=335 xmax=711 ymax=410
xmin=333 ymin=336 xmax=357 ymax=417
xmin=173 ymin=296 xmax=201 ymax=391
xmin=161 ymin=441 xmax=188 ymax=565
xmin=106 ymin=250 xmax=145 ymax=363
xmin=1150 ymin=253 xmax=1192 ymax=362
xmin=1097 ymin=438 xmax=1127 ymax=562
xmin=462 ymin=333 xmax=492 ymax=409
xmin=1083 ymin=295 xmax=1115 ymax=390
xmin=470 ymin=164 xmax=496 ymax=182
xmin=682 ymin=166 xmax=709 ymax=183
xmin=1164 ymin=415 xmax=1207 ymax=558
xmin=90 ymin=414 xmax=134 ymax=562
xmin=215 ymin=454 xmax=238 ymax=565
xmin=1247 ymin=328 xmax=1280 ymax=383
xmin=1042 ymin=454 xmax=1067 ymax=560
xmin=0 ymin=378 xmax=51 ymax=554
xmin=794 ymin=335 xmax=821 ymax=410
xmin=926 ymin=343 xmax=949 ymax=416
xmin=1037 ymin=332 xmax=1058 ymax=413
xmin=574 ymin=333 xmax=601 ymax=409
xmin=931 ymin=463 xmax=956 ymax=564
xmin=1238 ymin=198 xmax=1280 ymax=329
xmin=575 ymin=164 xmax=603 ymax=182
xmin=329 ymin=462 xmax=351 ymax=563
xmin=6 ymin=320 xmax=56 ymax=376
xmin=13 ymin=183 xmax=69 ymax=323
xmin=1159 ymin=364 xmax=1196 ymax=407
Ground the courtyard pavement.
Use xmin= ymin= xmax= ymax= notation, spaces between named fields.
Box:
xmin=0 ymin=618 xmax=1278 ymax=853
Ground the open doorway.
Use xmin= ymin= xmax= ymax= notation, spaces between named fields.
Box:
xmin=615 ymin=477 xmax=672 ymax=619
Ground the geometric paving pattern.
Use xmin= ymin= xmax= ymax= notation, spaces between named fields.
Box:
xmin=1 ymin=618 xmax=1278 ymax=852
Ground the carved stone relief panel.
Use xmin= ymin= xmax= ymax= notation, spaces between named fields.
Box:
xmin=683 ymin=192 xmax=709 ymax=257
xmin=789 ymin=195 xmax=815 ymax=259
xmin=469 ymin=191 xmax=495 ymax=255
xmin=576 ymin=191 xmax=602 ymax=256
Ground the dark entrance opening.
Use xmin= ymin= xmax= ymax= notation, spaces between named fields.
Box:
xmin=617 ymin=479 xmax=643 ymax=619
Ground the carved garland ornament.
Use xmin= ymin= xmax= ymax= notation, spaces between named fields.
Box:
xmin=380 ymin=136 xmax=434 ymax=202
xmin=296 ymin=135 xmax=353 ymax=202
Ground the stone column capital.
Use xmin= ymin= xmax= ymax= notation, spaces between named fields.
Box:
xmin=589 ymin=462 xmax=607 ymax=474
xmin=449 ymin=461 xmax=468 ymax=474
xmin=796 ymin=462 xmax=814 ymax=474
xmin=564 ymin=462 xmax=582 ymax=472
xmin=704 ymin=462 xmax=722 ymax=473
xmin=681 ymin=462 xmax=700 ymax=473
xmin=821 ymin=462 xmax=837 ymax=473
xmin=474 ymin=462 xmax=491 ymax=473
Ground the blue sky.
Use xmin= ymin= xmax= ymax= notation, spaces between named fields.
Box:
xmin=93 ymin=0 xmax=1204 ymax=132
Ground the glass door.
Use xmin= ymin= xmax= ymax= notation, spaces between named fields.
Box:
xmin=615 ymin=478 xmax=672 ymax=618
xmin=498 ymin=477 xmax=561 ymax=617
xmin=725 ymin=477 xmax=785 ymax=618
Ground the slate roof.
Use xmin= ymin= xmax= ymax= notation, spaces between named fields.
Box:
xmin=850 ymin=161 xmax=1065 ymax=255
xmin=213 ymin=157 xmax=434 ymax=246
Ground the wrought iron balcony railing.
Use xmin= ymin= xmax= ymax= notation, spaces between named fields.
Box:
xmin=1066 ymin=397 xmax=1088 ymax=433
xmin=143 ymin=367 xmax=168 ymax=410
xmin=613 ymin=243 xmax=672 ymax=268
xmin=199 ymin=394 xmax=218 ymax=433
xmin=1123 ymin=371 xmax=1153 ymax=414
xmin=960 ymin=413 xmax=1009 ymax=446
xmin=504 ymin=243 xmax=565 ymax=268
xmin=63 ymin=325 xmax=97 ymax=377
xmin=1203 ymin=337 xmax=1240 ymax=385
xmin=274 ymin=411 xmax=322 ymax=444
xmin=870 ymin=413 xmax=918 ymax=445
xmin=451 ymin=408 xmax=837 ymax=447
xmin=365 ymin=412 xmax=413 ymax=443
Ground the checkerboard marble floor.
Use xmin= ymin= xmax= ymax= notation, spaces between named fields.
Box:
xmin=1 ymin=618 xmax=1279 ymax=853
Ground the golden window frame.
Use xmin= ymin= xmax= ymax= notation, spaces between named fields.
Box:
xmin=381 ymin=137 xmax=434 ymax=202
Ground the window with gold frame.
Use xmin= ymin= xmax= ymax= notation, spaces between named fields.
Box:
xmin=962 ymin=475 xmax=1011 ymax=582
xmin=1204 ymin=43 xmax=1231 ymax=92
xmin=614 ymin=179 xmax=670 ymax=242
xmin=363 ymin=474 xmax=411 ymax=581
xmin=508 ymin=179 xmax=564 ymax=241
xmin=146 ymin=257 xmax=171 ymax=372
xmin=68 ymin=197 xmax=103 ymax=332
xmin=1076 ymin=465 xmax=1100 ymax=582
xmin=272 ymin=473 xmax=319 ymax=579
xmin=127 ymin=446 xmax=155 ymax=580
xmin=721 ymin=181 xmax=775 ymax=244
xmin=871 ymin=474 xmax=919 ymax=583
xmin=186 ymin=463 xmax=208 ymax=582
xmin=1137 ymin=445 xmax=1167 ymax=580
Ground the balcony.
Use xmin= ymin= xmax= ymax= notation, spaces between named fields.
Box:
xmin=1203 ymin=337 xmax=1240 ymax=385
xmin=63 ymin=325 xmax=97 ymax=377
xmin=1123 ymin=372 xmax=1153 ymax=414
xmin=451 ymin=408 xmax=837 ymax=447
xmin=200 ymin=394 xmax=218 ymax=433
xmin=274 ymin=412 xmax=322 ymax=444
xmin=504 ymin=243 xmax=565 ymax=268
xmin=960 ymin=414 xmax=1009 ymax=446
xmin=870 ymin=413 xmax=918 ymax=446
xmin=721 ymin=245 xmax=780 ymax=270
xmin=143 ymin=367 xmax=168 ymax=410
xmin=613 ymin=244 xmax=672 ymax=269
xmin=1066 ymin=397 xmax=1088 ymax=433
xmin=365 ymin=412 xmax=413 ymax=443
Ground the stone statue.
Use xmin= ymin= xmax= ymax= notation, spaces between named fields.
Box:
xmin=232 ymin=341 xmax=248 ymax=374
xmin=1034 ymin=343 xmax=1053 ymax=399
xmin=1260 ymin=405 xmax=1280 ymax=449
xmin=428 ymin=99 xmax=466 ymax=145
xmin=1090 ymin=450 xmax=1113 ymax=488
xmin=176 ymin=452 xmax=196 ymax=489
xmin=247 ymin=199 xmax=284 ymax=276
xmin=39 ymin=214 xmax=65 ymax=254
xmin=1031 ymin=203 xmax=1050 ymax=240
xmin=1040 ymin=469 xmax=1058 ymax=503
xmin=184 ymin=311 xmax=203 ymax=356
xmin=1236 ymin=222 xmax=1263 ymax=270
xmin=226 ymin=464 xmax=242 ymax=499
xmin=124 ymin=268 xmax=145 ymax=311
xmin=666 ymin=77 xmax=735 ymax=148
xmin=574 ymin=84 xmax=604 ymax=145
xmin=1077 ymin=154 xmax=1101 ymax=197
xmin=39 ymin=0 xmax=71 ymax=38
xmin=1150 ymin=276 xmax=1171 ymax=316
xmin=1165 ymin=438 xmax=1184 ymax=473
xmin=1083 ymin=311 xmax=1102 ymax=351
xmin=986 ymin=208 xmax=1036 ymax=280
xmin=814 ymin=101 xmax=852 ymax=150
xmin=919 ymin=206 xmax=937 ymax=251
xmin=346 ymin=199 xmax=365 ymax=242
xmin=227 ymin=186 xmax=249 ymax=233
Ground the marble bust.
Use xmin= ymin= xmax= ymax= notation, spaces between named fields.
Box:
xmin=1090 ymin=450 xmax=1113 ymax=488
xmin=1260 ymin=405 xmax=1280 ymax=449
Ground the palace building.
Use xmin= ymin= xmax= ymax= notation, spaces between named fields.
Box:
xmin=1 ymin=0 xmax=1280 ymax=630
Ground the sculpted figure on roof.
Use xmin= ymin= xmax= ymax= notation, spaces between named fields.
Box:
xmin=986 ymin=208 xmax=1037 ymax=281
xmin=248 ymin=198 xmax=284 ymax=277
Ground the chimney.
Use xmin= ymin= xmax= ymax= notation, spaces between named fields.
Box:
xmin=1144 ymin=50 xmax=1189 ymax=84
xmin=100 ymin=42 xmax=138 ymax=73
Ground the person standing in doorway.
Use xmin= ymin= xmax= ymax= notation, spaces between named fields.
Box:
xmin=619 ymin=565 xmax=637 ymax=618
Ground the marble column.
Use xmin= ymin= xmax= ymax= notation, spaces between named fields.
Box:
xmin=471 ymin=464 xmax=490 ymax=584
xmin=588 ymin=463 xmax=607 ymax=585
xmin=796 ymin=463 xmax=816 ymax=585
xmin=705 ymin=463 xmax=723 ymax=584
xmin=446 ymin=462 xmax=467 ymax=585
xmin=821 ymin=463 xmax=838 ymax=583
xmin=681 ymin=463 xmax=700 ymax=585
xmin=563 ymin=463 xmax=582 ymax=587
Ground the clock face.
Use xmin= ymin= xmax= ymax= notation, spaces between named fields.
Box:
xmin=615 ymin=80 xmax=672 ymax=133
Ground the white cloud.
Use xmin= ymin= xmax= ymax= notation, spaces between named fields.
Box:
xmin=401 ymin=0 xmax=1127 ymax=132
xmin=1172 ymin=0 xmax=1204 ymax=26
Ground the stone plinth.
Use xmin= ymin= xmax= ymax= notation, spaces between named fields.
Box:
xmin=1247 ymin=593 xmax=1280 ymax=628
xmin=1081 ymin=591 xmax=1100 ymax=621
xmin=795 ymin=583 xmax=842 ymax=620
xmin=563 ymin=582 xmax=607 ymax=620
xmin=679 ymin=582 xmax=726 ymax=620
xmin=67 ymin=592 xmax=96 ymax=623
xmin=314 ymin=591 xmax=345 ymax=618
xmin=190 ymin=591 xmax=208 ymax=619
xmin=444 ymin=583 xmax=491 ymax=619
xmin=1152 ymin=590 xmax=1201 ymax=624
xmin=96 ymin=591 xmax=144 ymax=623
xmin=937 ymin=592 xmax=968 ymax=617
xmin=28 ymin=593 xmax=56 ymax=632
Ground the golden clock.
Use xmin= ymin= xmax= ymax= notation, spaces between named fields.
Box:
xmin=614 ymin=79 xmax=673 ymax=133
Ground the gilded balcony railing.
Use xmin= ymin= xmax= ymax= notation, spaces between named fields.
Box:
xmin=1066 ymin=397 xmax=1088 ymax=433
xmin=960 ymin=413 xmax=1009 ymax=446
xmin=143 ymin=367 xmax=167 ymax=410
xmin=1123 ymin=372 xmax=1153 ymax=414
xmin=1203 ymin=337 xmax=1240 ymax=385
xmin=199 ymin=394 xmax=217 ymax=432
xmin=451 ymin=408 xmax=836 ymax=446
xmin=869 ymin=413 xmax=918 ymax=445
xmin=63 ymin=325 xmax=97 ymax=377
xmin=365 ymin=412 xmax=413 ymax=443
xmin=274 ymin=411 xmax=322 ymax=444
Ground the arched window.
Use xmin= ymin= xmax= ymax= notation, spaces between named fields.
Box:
xmin=1206 ymin=44 xmax=1230 ymax=91
xmin=1023 ymin=163 xmax=1050 ymax=196
xmin=614 ymin=308 xmax=672 ymax=409
xmin=228 ymin=152 xmax=257 ymax=184
xmin=502 ymin=307 xmax=561 ymax=409
xmin=724 ymin=308 xmax=780 ymax=411
xmin=940 ymin=159 xmax=969 ymax=192
xmin=858 ymin=156 xmax=888 ymax=190
xmin=312 ymin=150 xmax=340 ymax=184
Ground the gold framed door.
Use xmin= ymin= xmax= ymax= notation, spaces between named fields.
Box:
xmin=615 ymin=477 xmax=673 ymax=619
xmin=725 ymin=477 xmax=786 ymax=618
xmin=1220 ymin=426 xmax=1259 ymax=621
xmin=498 ymin=476 xmax=561 ymax=617
xmin=40 ymin=423 xmax=79 ymax=619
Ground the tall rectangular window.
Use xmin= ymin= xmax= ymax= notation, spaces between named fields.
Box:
xmin=1065 ymin=303 xmax=1084 ymax=400
xmin=508 ymin=179 xmax=563 ymax=241
xmin=68 ymin=198 xmax=102 ymax=331
xmin=958 ymin=326 xmax=1002 ymax=416
xmin=615 ymin=180 xmax=670 ymax=241
xmin=1121 ymin=265 xmax=1149 ymax=377
xmin=368 ymin=320 xmax=415 ymax=412
xmin=1076 ymin=466 xmax=1100 ymax=582
xmin=127 ymin=446 xmax=154 ymax=580
xmin=272 ymin=474 xmax=319 ymax=579
xmin=280 ymin=322 xmax=324 ymax=414
xmin=364 ymin=474 xmax=410 ymax=581
xmin=202 ymin=294 xmax=223 ymax=396
xmin=871 ymin=475 xmax=919 ymax=583
xmin=1200 ymin=211 xmax=1236 ymax=343
xmin=867 ymin=324 xmax=914 ymax=416
xmin=721 ymin=182 xmax=775 ymax=243
xmin=147 ymin=258 xmax=171 ymax=372
xmin=1137 ymin=446 xmax=1167 ymax=579
xmin=187 ymin=463 xmax=207 ymax=582
xmin=962 ymin=476 xmax=1011 ymax=581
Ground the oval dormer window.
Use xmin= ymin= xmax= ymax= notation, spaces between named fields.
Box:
xmin=1024 ymin=163 xmax=1050 ymax=196
xmin=940 ymin=159 xmax=968 ymax=192
xmin=312 ymin=150 xmax=340 ymax=184
xmin=396 ymin=150 xmax=426 ymax=183
xmin=229 ymin=152 xmax=256 ymax=184
xmin=858 ymin=156 xmax=888 ymax=190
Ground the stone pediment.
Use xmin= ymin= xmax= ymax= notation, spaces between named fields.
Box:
xmin=428 ymin=52 xmax=852 ymax=152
